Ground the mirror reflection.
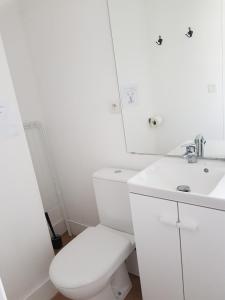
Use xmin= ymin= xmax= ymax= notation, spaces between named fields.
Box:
xmin=108 ymin=0 xmax=224 ymax=157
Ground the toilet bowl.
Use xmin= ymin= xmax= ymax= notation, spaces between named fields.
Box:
xmin=50 ymin=225 xmax=135 ymax=300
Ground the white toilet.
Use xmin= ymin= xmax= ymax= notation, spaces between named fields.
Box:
xmin=49 ymin=168 xmax=137 ymax=300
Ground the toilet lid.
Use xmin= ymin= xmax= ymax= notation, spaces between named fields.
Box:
xmin=49 ymin=225 xmax=134 ymax=289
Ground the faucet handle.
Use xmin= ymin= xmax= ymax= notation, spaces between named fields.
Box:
xmin=182 ymin=143 xmax=196 ymax=153
xmin=182 ymin=143 xmax=198 ymax=163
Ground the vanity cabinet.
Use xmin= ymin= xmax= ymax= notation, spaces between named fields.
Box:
xmin=180 ymin=203 xmax=225 ymax=300
xmin=130 ymin=194 xmax=225 ymax=300
xmin=130 ymin=195 xmax=183 ymax=300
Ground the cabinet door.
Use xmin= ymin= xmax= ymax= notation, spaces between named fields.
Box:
xmin=130 ymin=194 xmax=184 ymax=300
xmin=179 ymin=204 xmax=225 ymax=300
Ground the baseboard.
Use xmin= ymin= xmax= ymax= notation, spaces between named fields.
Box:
xmin=25 ymin=277 xmax=56 ymax=300
xmin=68 ymin=220 xmax=88 ymax=235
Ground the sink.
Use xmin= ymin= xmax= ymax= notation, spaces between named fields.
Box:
xmin=134 ymin=158 xmax=224 ymax=195
xmin=129 ymin=157 xmax=225 ymax=210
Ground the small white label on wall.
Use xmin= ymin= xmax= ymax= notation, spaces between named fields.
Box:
xmin=207 ymin=84 xmax=217 ymax=94
xmin=120 ymin=85 xmax=138 ymax=106
xmin=0 ymin=103 xmax=19 ymax=138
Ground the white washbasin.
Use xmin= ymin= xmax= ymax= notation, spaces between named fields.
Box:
xmin=129 ymin=157 xmax=225 ymax=210
xmin=134 ymin=158 xmax=224 ymax=195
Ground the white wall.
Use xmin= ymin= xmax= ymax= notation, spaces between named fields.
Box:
xmin=0 ymin=0 xmax=43 ymax=122
xmin=0 ymin=0 xmax=67 ymax=234
xmin=25 ymin=124 xmax=67 ymax=235
xmin=15 ymin=0 xmax=156 ymax=233
xmin=0 ymin=32 xmax=55 ymax=300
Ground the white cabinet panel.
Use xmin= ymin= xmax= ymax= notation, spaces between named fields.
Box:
xmin=130 ymin=194 xmax=184 ymax=300
xmin=179 ymin=204 xmax=225 ymax=300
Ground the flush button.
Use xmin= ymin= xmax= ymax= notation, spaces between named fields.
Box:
xmin=114 ymin=170 xmax=122 ymax=174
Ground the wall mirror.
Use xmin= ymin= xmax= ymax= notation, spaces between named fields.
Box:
xmin=108 ymin=0 xmax=225 ymax=158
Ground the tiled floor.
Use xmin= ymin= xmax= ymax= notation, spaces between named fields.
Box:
xmin=52 ymin=232 xmax=142 ymax=300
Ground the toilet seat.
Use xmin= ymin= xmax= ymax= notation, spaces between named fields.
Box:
xmin=49 ymin=225 xmax=135 ymax=299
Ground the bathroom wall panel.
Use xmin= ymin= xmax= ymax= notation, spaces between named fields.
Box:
xmin=0 ymin=1 xmax=67 ymax=234
xmin=17 ymin=0 xmax=157 ymax=231
xmin=0 ymin=32 xmax=55 ymax=300
xmin=0 ymin=0 xmax=44 ymax=122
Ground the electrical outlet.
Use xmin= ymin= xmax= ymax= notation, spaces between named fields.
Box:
xmin=111 ymin=103 xmax=121 ymax=114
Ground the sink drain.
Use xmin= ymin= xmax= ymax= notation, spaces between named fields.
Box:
xmin=177 ymin=185 xmax=191 ymax=193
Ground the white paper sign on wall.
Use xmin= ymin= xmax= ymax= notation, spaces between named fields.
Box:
xmin=120 ymin=85 xmax=138 ymax=106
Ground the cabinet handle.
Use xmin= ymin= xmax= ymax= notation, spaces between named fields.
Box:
xmin=159 ymin=215 xmax=178 ymax=228
xmin=177 ymin=221 xmax=198 ymax=232
xmin=159 ymin=216 xmax=198 ymax=232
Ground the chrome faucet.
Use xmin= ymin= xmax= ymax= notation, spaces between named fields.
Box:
xmin=183 ymin=143 xmax=198 ymax=163
xmin=194 ymin=134 xmax=206 ymax=158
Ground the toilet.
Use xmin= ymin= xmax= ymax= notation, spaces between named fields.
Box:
xmin=49 ymin=168 xmax=137 ymax=300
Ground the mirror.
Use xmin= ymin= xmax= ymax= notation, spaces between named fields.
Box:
xmin=108 ymin=0 xmax=225 ymax=158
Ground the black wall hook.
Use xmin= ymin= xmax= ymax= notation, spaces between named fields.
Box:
xmin=185 ymin=27 xmax=193 ymax=38
xmin=156 ymin=35 xmax=163 ymax=45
